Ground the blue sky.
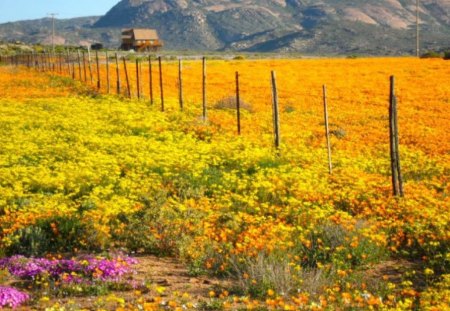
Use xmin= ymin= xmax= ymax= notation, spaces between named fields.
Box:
xmin=0 ymin=0 xmax=119 ymax=23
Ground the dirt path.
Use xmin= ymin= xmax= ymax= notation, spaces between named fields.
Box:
xmin=9 ymin=255 xmax=235 ymax=310
xmin=133 ymin=255 xmax=234 ymax=299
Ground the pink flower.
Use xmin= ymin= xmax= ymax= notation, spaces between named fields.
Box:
xmin=0 ymin=287 xmax=30 ymax=309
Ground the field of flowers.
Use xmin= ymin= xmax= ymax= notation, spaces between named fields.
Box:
xmin=0 ymin=57 xmax=449 ymax=310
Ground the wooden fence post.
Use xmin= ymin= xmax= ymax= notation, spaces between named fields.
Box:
xmin=71 ymin=53 xmax=75 ymax=80
xmin=58 ymin=53 xmax=62 ymax=74
xmin=323 ymin=85 xmax=333 ymax=174
xmin=159 ymin=56 xmax=164 ymax=112
xmin=202 ymin=57 xmax=207 ymax=122
xmin=236 ymin=71 xmax=241 ymax=135
xmin=179 ymin=58 xmax=183 ymax=110
xmin=40 ymin=53 xmax=43 ymax=70
xmin=271 ymin=71 xmax=280 ymax=151
xmin=43 ymin=52 xmax=47 ymax=71
xmin=82 ymin=51 xmax=87 ymax=81
xmin=77 ymin=50 xmax=82 ymax=80
xmin=136 ymin=59 xmax=141 ymax=99
xmin=389 ymin=76 xmax=404 ymax=197
xmin=96 ymin=51 xmax=101 ymax=90
xmin=106 ymin=52 xmax=110 ymax=94
xmin=123 ymin=57 xmax=131 ymax=98
xmin=52 ymin=54 xmax=55 ymax=73
xmin=149 ymin=56 xmax=154 ymax=105
xmin=87 ymin=48 xmax=93 ymax=84
xmin=115 ymin=53 xmax=121 ymax=95
xmin=65 ymin=51 xmax=71 ymax=77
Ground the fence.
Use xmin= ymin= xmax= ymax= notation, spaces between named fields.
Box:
xmin=0 ymin=51 xmax=407 ymax=197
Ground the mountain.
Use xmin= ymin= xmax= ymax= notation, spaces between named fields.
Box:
xmin=0 ymin=0 xmax=449 ymax=55
xmin=0 ymin=17 xmax=115 ymax=47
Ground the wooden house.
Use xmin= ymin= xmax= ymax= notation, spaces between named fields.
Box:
xmin=121 ymin=28 xmax=163 ymax=52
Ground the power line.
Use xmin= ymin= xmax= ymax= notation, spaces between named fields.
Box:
xmin=416 ymin=0 xmax=420 ymax=57
xmin=48 ymin=13 xmax=58 ymax=53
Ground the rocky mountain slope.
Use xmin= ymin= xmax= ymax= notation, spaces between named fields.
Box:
xmin=0 ymin=0 xmax=449 ymax=54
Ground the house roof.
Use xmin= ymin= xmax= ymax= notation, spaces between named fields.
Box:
xmin=122 ymin=28 xmax=159 ymax=40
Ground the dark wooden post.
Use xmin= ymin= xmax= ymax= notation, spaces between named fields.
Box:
xmin=115 ymin=53 xmax=121 ymax=95
xmin=394 ymin=93 xmax=404 ymax=197
xmin=70 ymin=52 xmax=75 ymax=80
xmin=45 ymin=52 xmax=49 ymax=71
xmin=58 ymin=53 xmax=62 ymax=74
xmin=323 ymin=85 xmax=333 ymax=174
xmin=88 ymin=49 xmax=93 ymax=84
xmin=136 ymin=59 xmax=141 ymax=99
xmin=46 ymin=53 xmax=50 ymax=71
xmin=52 ymin=60 xmax=55 ymax=73
xmin=40 ymin=53 xmax=44 ymax=71
xmin=271 ymin=71 xmax=280 ymax=151
xmin=106 ymin=52 xmax=110 ymax=94
xmin=82 ymin=51 xmax=87 ymax=81
xmin=389 ymin=76 xmax=399 ymax=196
xmin=389 ymin=76 xmax=404 ymax=197
xmin=41 ymin=53 xmax=45 ymax=71
xmin=36 ymin=53 xmax=40 ymax=71
xmin=48 ymin=52 xmax=52 ymax=71
xmin=30 ymin=52 xmax=34 ymax=69
xmin=148 ymin=56 xmax=154 ymax=105
xmin=202 ymin=57 xmax=207 ymax=122
xmin=96 ymin=51 xmax=101 ymax=90
xmin=236 ymin=71 xmax=241 ymax=135
xmin=123 ymin=57 xmax=131 ymax=98
xmin=159 ymin=56 xmax=164 ymax=112
xmin=65 ymin=51 xmax=71 ymax=77
xmin=77 ymin=50 xmax=82 ymax=80
xmin=179 ymin=58 xmax=183 ymax=110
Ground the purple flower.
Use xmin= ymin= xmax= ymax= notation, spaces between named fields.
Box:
xmin=84 ymin=255 xmax=138 ymax=281
xmin=0 ymin=254 xmax=138 ymax=282
xmin=0 ymin=287 xmax=30 ymax=309
xmin=1 ymin=256 xmax=53 ymax=279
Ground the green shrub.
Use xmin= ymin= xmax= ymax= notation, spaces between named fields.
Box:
xmin=444 ymin=50 xmax=450 ymax=60
xmin=214 ymin=96 xmax=253 ymax=112
xmin=420 ymin=51 xmax=442 ymax=59
xmin=112 ymin=192 xmax=205 ymax=256
xmin=6 ymin=215 xmax=93 ymax=256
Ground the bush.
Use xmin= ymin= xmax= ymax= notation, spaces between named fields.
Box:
xmin=111 ymin=192 xmax=205 ymax=256
xmin=214 ymin=96 xmax=253 ymax=112
xmin=420 ymin=51 xmax=442 ymax=59
xmin=444 ymin=50 xmax=450 ymax=60
xmin=6 ymin=215 xmax=94 ymax=256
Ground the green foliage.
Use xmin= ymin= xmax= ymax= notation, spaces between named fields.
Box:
xmin=444 ymin=50 xmax=450 ymax=60
xmin=214 ymin=96 xmax=253 ymax=112
xmin=111 ymin=191 xmax=205 ymax=256
xmin=6 ymin=215 xmax=94 ymax=256
xmin=294 ymin=222 xmax=387 ymax=269
xmin=198 ymin=299 xmax=225 ymax=310
xmin=420 ymin=51 xmax=442 ymax=59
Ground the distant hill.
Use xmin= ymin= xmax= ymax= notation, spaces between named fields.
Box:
xmin=0 ymin=16 xmax=120 ymax=48
xmin=0 ymin=0 xmax=449 ymax=55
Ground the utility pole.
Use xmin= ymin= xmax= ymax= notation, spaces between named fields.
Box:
xmin=48 ymin=13 xmax=58 ymax=54
xmin=416 ymin=0 xmax=420 ymax=57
